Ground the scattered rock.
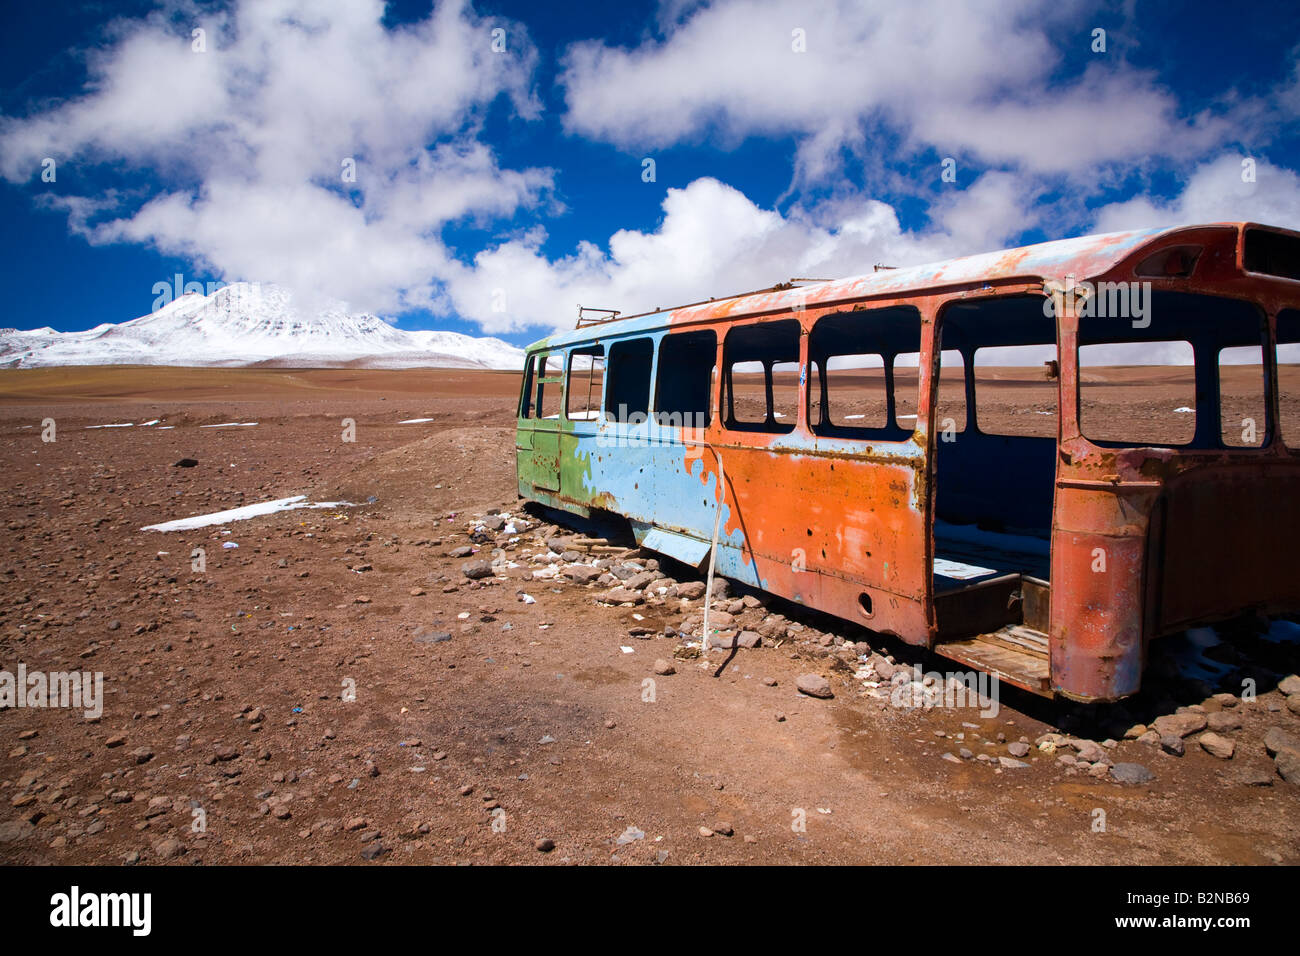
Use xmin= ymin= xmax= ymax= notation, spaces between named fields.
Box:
xmin=1198 ymin=732 xmax=1235 ymax=759
xmin=1263 ymin=727 xmax=1300 ymax=759
xmin=1152 ymin=712 xmax=1207 ymax=738
xmin=1111 ymin=762 xmax=1155 ymax=785
xmin=795 ymin=674 xmax=833 ymax=699
xmin=653 ymin=659 xmax=675 ymax=676
xmin=1206 ymin=711 xmax=1243 ymax=733
xmin=152 ymin=837 xmax=184 ymax=861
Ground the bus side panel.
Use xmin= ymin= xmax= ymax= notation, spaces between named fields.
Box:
xmin=553 ymin=423 xmax=931 ymax=645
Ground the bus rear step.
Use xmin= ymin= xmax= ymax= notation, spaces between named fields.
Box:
xmin=936 ymin=625 xmax=1052 ymax=696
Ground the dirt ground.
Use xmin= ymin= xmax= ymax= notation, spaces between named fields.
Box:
xmin=0 ymin=366 xmax=1297 ymax=866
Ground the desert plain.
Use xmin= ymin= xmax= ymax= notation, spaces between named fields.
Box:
xmin=0 ymin=365 xmax=1297 ymax=865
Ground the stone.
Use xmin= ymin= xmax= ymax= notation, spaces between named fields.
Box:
xmin=1072 ymin=740 xmax=1108 ymax=763
xmin=1263 ymin=727 xmax=1300 ymax=759
xmin=737 ymin=630 xmax=762 ymax=649
xmin=1234 ymin=765 xmax=1274 ymax=787
xmin=870 ymin=655 xmax=896 ymax=681
xmin=1007 ymin=742 xmax=1030 ymax=758
xmin=1198 ymin=732 xmax=1235 ymax=759
xmin=1276 ymin=750 xmax=1300 ymax=785
xmin=795 ymin=674 xmax=833 ymax=699
xmin=1206 ymin=711 xmax=1243 ymax=733
xmin=676 ymin=581 xmax=706 ymax=600
xmin=1160 ymin=735 xmax=1185 ymax=757
xmin=1152 ymin=712 xmax=1207 ymax=738
xmin=461 ymin=560 xmax=494 ymax=580
xmin=1111 ymin=762 xmax=1155 ymax=785
xmin=535 ymin=838 xmax=555 ymax=852
xmin=998 ymin=757 xmax=1029 ymax=769
xmin=562 ymin=565 xmax=602 ymax=584
xmin=360 ymin=842 xmax=385 ymax=860
xmin=599 ymin=587 xmax=644 ymax=605
xmin=653 ymin=659 xmax=675 ymax=676
xmin=152 ymin=837 xmax=184 ymax=861
xmin=1277 ymin=674 xmax=1300 ymax=696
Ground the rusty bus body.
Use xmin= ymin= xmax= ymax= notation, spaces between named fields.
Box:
xmin=515 ymin=223 xmax=1300 ymax=701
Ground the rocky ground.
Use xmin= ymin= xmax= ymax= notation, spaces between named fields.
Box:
xmin=0 ymin=367 xmax=1297 ymax=866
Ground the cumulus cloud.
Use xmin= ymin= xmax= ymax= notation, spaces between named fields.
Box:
xmin=1 ymin=0 xmax=548 ymax=315
xmin=560 ymin=0 xmax=1233 ymax=179
xmin=4 ymin=0 xmax=1299 ymax=343
xmin=446 ymin=172 xmax=1040 ymax=332
xmin=1091 ymin=154 xmax=1300 ymax=233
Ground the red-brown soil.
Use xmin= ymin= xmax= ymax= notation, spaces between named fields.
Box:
xmin=0 ymin=366 xmax=1297 ymax=866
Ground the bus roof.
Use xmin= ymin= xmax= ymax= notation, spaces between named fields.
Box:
xmin=530 ymin=222 xmax=1241 ymax=352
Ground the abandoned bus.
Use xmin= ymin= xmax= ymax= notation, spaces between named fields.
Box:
xmin=515 ymin=223 xmax=1300 ymax=701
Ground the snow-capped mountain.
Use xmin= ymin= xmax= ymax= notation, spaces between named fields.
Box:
xmin=0 ymin=283 xmax=525 ymax=370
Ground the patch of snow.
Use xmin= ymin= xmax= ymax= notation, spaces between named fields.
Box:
xmin=398 ymin=418 xmax=435 ymax=424
xmin=141 ymin=495 xmax=354 ymax=532
xmin=200 ymin=422 xmax=258 ymax=428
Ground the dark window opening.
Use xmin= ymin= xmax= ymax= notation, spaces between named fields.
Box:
xmin=1077 ymin=291 xmax=1265 ymax=450
xmin=566 ymin=345 xmax=605 ymax=422
xmin=933 ymin=295 xmax=1059 ymax=573
xmin=522 ymin=352 xmax=563 ymax=420
xmin=813 ymin=354 xmax=887 ymax=428
xmin=973 ymin=345 xmax=1058 ymax=438
xmin=605 ymin=338 xmax=653 ymax=423
xmin=807 ymin=306 xmax=921 ymax=440
xmin=722 ymin=320 xmax=801 ymax=434
xmin=1219 ymin=345 xmax=1266 ymax=447
xmin=1079 ymin=341 xmax=1195 ymax=446
xmin=655 ymin=330 xmax=716 ymax=427
xmin=1244 ymin=228 xmax=1300 ymax=281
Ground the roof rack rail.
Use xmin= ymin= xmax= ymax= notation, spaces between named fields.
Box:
xmin=575 ymin=305 xmax=621 ymax=328
xmin=588 ymin=277 xmax=838 ymax=327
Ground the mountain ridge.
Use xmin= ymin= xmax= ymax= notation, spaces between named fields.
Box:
xmin=0 ymin=283 xmax=525 ymax=370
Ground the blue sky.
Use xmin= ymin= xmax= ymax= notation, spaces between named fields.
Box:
xmin=2 ymin=0 xmax=1299 ymax=347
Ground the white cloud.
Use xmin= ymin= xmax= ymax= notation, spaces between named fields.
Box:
xmin=446 ymin=173 xmax=1037 ymax=333
xmin=560 ymin=0 xmax=1231 ymax=178
xmin=1 ymin=0 xmax=548 ymax=315
xmin=1091 ymin=154 xmax=1300 ymax=233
